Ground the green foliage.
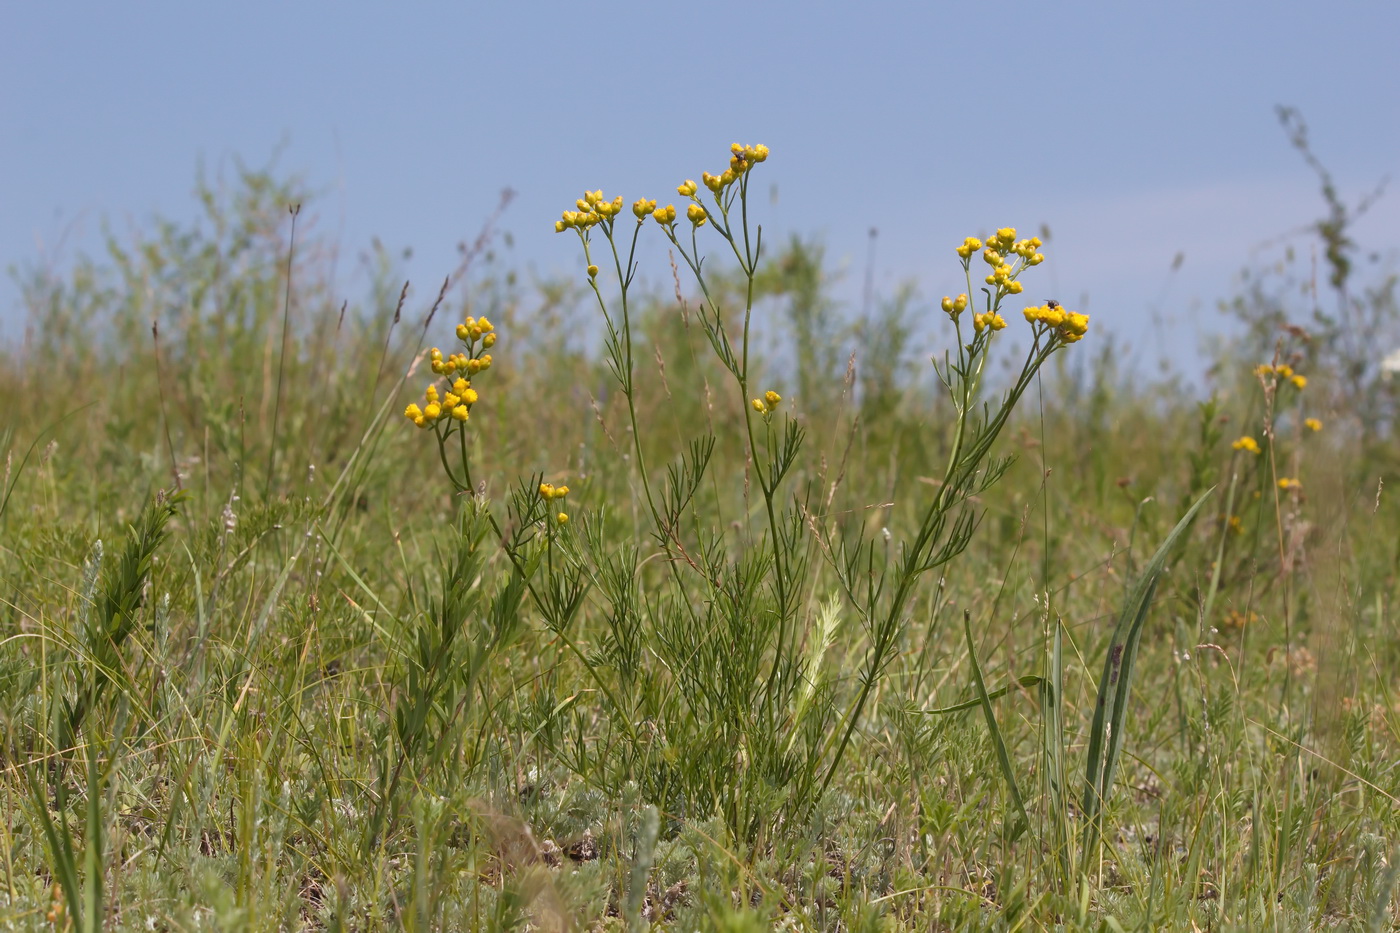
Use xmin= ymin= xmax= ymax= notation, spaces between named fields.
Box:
xmin=2 ymin=134 xmax=1399 ymax=929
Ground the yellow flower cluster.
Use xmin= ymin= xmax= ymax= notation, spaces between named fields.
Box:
xmin=555 ymin=189 xmax=626 ymax=233
xmin=1254 ymin=363 xmax=1307 ymax=389
xmin=940 ymin=293 xmax=969 ymax=319
xmin=404 ymin=316 xmax=497 ymax=428
xmin=751 ymin=389 xmax=782 ymax=416
xmin=1278 ymin=477 xmax=1302 ymax=491
xmin=953 ymin=228 xmax=1045 ymax=297
xmin=540 ymin=481 xmax=570 ymax=525
xmin=1232 ymin=436 xmax=1261 ymax=455
xmin=692 ymin=143 xmax=770 ymax=195
xmin=1023 ymin=302 xmax=1090 ymax=343
xmin=652 ymin=204 xmax=678 ymax=228
xmin=973 ymin=311 xmax=1007 ymax=333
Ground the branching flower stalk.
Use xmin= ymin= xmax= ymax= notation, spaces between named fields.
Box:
xmin=820 ymin=230 xmax=1090 ymax=794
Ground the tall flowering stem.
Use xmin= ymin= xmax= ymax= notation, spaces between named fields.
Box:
xmin=819 ymin=229 xmax=1090 ymax=795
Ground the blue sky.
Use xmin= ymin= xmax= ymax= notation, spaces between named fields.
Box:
xmin=5 ymin=2 xmax=1399 ymax=378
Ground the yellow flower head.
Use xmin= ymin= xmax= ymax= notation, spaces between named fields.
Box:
xmin=633 ymin=198 xmax=657 ymax=219
xmin=677 ymin=180 xmax=698 ymax=197
xmin=653 ymin=204 xmax=678 ymax=227
xmin=702 ymin=172 xmax=723 ymax=193
xmin=1304 ymin=417 xmax=1322 ymax=432
xmin=1291 ymin=374 xmax=1307 ymax=389
xmin=539 ymin=482 xmax=555 ymax=499
xmin=764 ymin=390 xmax=782 ymax=407
xmin=687 ymin=204 xmax=708 ymax=227
xmin=450 ymin=405 xmax=469 ymax=421
xmin=483 ymin=332 xmax=497 ymax=348
xmin=556 ymin=512 xmax=569 ymax=526
xmin=1278 ymin=477 xmax=1302 ymax=491
xmin=1232 ymin=436 xmax=1261 ymax=455
xmin=955 ymin=236 xmax=984 ymax=259
xmin=752 ymin=398 xmax=768 ymax=414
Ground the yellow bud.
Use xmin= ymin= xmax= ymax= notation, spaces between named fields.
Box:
xmin=687 ymin=204 xmax=708 ymax=227
xmin=456 ymin=323 xmax=470 ymax=340
xmin=453 ymin=378 xmax=469 ymax=394
xmin=752 ymin=398 xmax=767 ymax=413
xmin=678 ymin=180 xmax=698 ymax=197
xmin=539 ymin=482 xmax=554 ymax=498
xmin=451 ymin=405 xmax=469 ymax=421
xmin=1006 ymin=280 xmax=1024 ymax=294
xmin=483 ymin=333 xmax=497 ymax=348
xmin=751 ymin=144 xmax=769 ymax=162
xmin=587 ymin=264 xmax=599 ymax=278
xmin=556 ymin=512 xmax=569 ymax=525
xmin=424 ymin=402 xmax=441 ymax=420
xmin=941 ymin=296 xmax=954 ymax=313
xmin=982 ymin=247 xmax=1002 ymax=266
xmin=555 ymin=485 xmax=569 ymax=498
xmin=555 ymin=220 xmax=567 ymax=233
xmin=404 ymin=403 xmax=422 ymax=420
xmin=633 ymin=198 xmax=656 ymax=219
xmin=479 ymin=354 xmax=492 ymax=369
xmin=764 ymin=390 xmax=781 ymax=406
xmin=1291 ymin=374 xmax=1307 ymax=389
xmin=954 ymin=293 xmax=968 ymax=312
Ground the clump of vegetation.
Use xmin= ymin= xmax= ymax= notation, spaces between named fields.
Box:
xmin=1 ymin=129 xmax=1398 ymax=930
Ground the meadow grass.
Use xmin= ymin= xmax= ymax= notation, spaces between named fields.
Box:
xmin=2 ymin=141 xmax=1399 ymax=931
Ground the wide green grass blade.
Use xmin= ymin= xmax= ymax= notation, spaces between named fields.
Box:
xmin=1081 ymin=488 xmax=1214 ymax=860
xmin=964 ymin=609 xmax=1029 ymax=840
